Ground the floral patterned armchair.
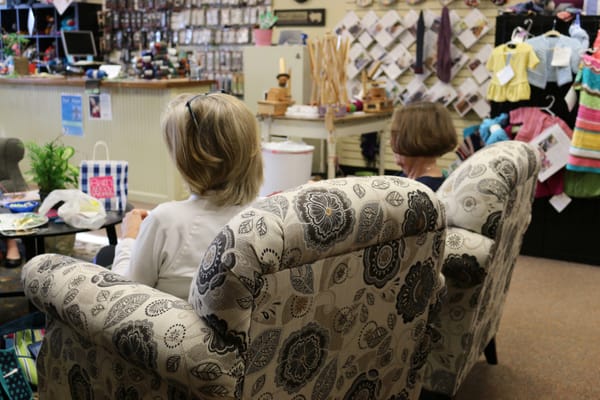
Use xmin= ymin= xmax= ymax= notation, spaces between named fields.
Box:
xmin=22 ymin=176 xmax=447 ymax=400
xmin=421 ymin=141 xmax=541 ymax=399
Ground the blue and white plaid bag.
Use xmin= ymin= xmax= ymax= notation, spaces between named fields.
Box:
xmin=79 ymin=141 xmax=128 ymax=212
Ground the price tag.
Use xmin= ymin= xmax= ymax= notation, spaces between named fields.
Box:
xmin=565 ymin=86 xmax=577 ymax=111
xmin=551 ymin=47 xmax=571 ymax=67
xmin=496 ymin=64 xmax=515 ymax=86
xmin=549 ymin=192 xmax=572 ymax=212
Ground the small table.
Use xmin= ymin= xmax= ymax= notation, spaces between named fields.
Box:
xmin=0 ymin=211 xmax=123 ymax=299
xmin=13 ymin=211 xmax=123 ymax=262
xmin=258 ymin=112 xmax=392 ymax=179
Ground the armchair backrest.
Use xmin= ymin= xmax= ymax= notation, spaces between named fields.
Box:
xmin=423 ymin=141 xmax=541 ymax=396
xmin=0 ymin=137 xmax=28 ymax=192
xmin=437 ymin=140 xmax=540 ymax=240
xmin=189 ymin=176 xmax=447 ymax=399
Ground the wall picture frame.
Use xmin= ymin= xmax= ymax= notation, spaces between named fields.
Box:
xmin=273 ymin=8 xmax=325 ymax=27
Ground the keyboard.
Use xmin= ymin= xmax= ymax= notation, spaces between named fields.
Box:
xmin=72 ymin=60 xmax=102 ymax=67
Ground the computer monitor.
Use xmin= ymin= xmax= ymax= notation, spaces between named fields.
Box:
xmin=61 ymin=30 xmax=97 ymax=60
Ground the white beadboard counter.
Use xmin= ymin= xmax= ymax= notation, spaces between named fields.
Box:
xmin=0 ymin=76 xmax=215 ymax=204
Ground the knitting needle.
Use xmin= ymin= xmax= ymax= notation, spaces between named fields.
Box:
xmin=3 ymin=368 xmax=19 ymax=378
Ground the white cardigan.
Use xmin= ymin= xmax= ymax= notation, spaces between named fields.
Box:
xmin=112 ymin=195 xmax=248 ymax=300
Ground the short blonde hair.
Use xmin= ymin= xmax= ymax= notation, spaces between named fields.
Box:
xmin=390 ymin=102 xmax=458 ymax=157
xmin=161 ymin=92 xmax=263 ymax=207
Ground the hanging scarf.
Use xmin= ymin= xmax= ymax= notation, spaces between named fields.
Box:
xmin=437 ymin=6 xmax=452 ymax=83
xmin=413 ymin=11 xmax=425 ymax=74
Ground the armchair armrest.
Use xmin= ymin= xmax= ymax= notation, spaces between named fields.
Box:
xmin=22 ymin=254 xmax=239 ymax=398
xmin=441 ymin=227 xmax=494 ymax=289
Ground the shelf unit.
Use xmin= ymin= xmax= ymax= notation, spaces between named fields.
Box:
xmin=101 ymin=0 xmax=271 ymax=94
xmin=0 ymin=2 xmax=101 ymax=61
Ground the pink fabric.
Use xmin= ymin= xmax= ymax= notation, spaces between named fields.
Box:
xmin=535 ymin=172 xmax=564 ymax=198
xmin=592 ymin=32 xmax=600 ymax=61
xmin=575 ymin=104 xmax=600 ymax=121
xmin=510 ymin=107 xmax=573 ymax=142
xmin=509 ymin=107 xmax=573 ymax=198
xmin=582 ymin=52 xmax=600 ymax=70
xmin=568 ymin=154 xmax=600 ymax=168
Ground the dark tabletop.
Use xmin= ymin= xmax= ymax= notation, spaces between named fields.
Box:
xmin=0 ymin=210 xmax=123 ymax=261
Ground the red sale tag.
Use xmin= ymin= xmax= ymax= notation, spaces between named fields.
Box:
xmin=89 ymin=176 xmax=115 ymax=199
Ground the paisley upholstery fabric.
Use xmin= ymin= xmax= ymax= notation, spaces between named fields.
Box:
xmin=22 ymin=176 xmax=447 ymax=400
xmin=422 ymin=141 xmax=541 ymax=397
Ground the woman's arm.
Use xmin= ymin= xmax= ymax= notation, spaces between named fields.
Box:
xmin=112 ymin=210 xmax=164 ymax=288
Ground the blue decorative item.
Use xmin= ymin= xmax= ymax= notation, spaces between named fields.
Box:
xmin=486 ymin=124 xmax=510 ymax=144
xmin=60 ymin=17 xmax=76 ymax=31
xmin=479 ymin=113 xmax=508 ymax=143
xmin=5 ymin=201 xmax=39 ymax=213
xmin=463 ymin=124 xmax=480 ymax=138
xmin=85 ymin=69 xmax=107 ymax=79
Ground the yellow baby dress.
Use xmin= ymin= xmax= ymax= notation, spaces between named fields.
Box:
xmin=486 ymin=42 xmax=539 ymax=102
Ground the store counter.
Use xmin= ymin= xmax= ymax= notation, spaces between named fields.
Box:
xmin=0 ymin=77 xmax=215 ymax=204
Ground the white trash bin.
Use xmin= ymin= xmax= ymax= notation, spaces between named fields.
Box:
xmin=260 ymin=141 xmax=314 ymax=197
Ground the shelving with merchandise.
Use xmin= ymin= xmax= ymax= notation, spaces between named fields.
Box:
xmin=0 ymin=2 xmax=101 ymax=64
xmin=100 ymin=0 xmax=272 ymax=94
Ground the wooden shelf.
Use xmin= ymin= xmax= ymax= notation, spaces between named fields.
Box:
xmin=0 ymin=76 xmax=216 ymax=89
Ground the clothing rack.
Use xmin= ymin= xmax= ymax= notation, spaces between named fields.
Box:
xmin=493 ymin=14 xmax=600 ymax=266
xmin=492 ymin=14 xmax=600 ymax=125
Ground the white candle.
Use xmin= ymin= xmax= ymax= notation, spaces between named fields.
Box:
xmin=279 ymin=57 xmax=286 ymax=74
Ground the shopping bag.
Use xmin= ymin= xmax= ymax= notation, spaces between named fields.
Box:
xmin=38 ymin=189 xmax=106 ymax=230
xmin=2 ymin=329 xmax=44 ymax=387
xmin=0 ymin=348 xmax=33 ymax=400
xmin=0 ymin=311 xmax=45 ymax=397
xmin=79 ymin=141 xmax=128 ymax=212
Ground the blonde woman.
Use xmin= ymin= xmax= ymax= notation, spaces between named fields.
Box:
xmin=390 ymin=101 xmax=458 ymax=191
xmin=110 ymin=92 xmax=263 ymax=299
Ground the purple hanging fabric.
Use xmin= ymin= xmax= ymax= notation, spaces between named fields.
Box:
xmin=413 ymin=10 xmax=425 ymax=74
xmin=437 ymin=6 xmax=452 ymax=83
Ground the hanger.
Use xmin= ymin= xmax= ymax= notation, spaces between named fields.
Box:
xmin=509 ymin=18 xmax=533 ymax=46
xmin=544 ymin=19 xmax=560 ymax=37
xmin=541 ymin=95 xmax=555 ymax=116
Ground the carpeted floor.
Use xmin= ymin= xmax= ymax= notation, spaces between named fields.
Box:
xmin=71 ymin=237 xmax=105 ymax=263
xmin=455 ymin=255 xmax=600 ymax=400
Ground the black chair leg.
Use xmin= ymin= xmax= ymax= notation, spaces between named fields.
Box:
xmin=420 ymin=388 xmax=453 ymax=400
xmin=93 ymin=245 xmax=116 ymax=268
xmin=484 ymin=336 xmax=498 ymax=365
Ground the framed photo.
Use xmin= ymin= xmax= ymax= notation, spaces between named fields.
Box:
xmin=273 ymin=8 xmax=325 ymax=27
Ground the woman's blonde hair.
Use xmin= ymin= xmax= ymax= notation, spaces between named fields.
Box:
xmin=161 ymin=92 xmax=263 ymax=207
xmin=390 ymin=101 xmax=458 ymax=157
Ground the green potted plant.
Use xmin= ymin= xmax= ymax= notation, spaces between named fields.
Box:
xmin=25 ymin=137 xmax=79 ymax=200
xmin=2 ymin=32 xmax=30 ymax=75
xmin=25 ymin=137 xmax=80 ymax=255
xmin=254 ymin=10 xmax=278 ymax=46
xmin=2 ymin=33 xmax=29 ymax=58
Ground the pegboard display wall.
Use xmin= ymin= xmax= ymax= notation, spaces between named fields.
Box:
xmin=331 ymin=0 xmax=503 ymax=171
